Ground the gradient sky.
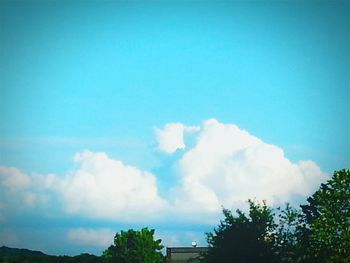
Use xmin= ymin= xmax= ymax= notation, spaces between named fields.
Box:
xmin=0 ymin=0 xmax=349 ymax=256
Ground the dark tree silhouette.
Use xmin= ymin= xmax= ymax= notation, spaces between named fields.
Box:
xmin=203 ymin=200 xmax=279 ymax=263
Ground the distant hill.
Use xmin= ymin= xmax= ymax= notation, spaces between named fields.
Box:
xmin=0 ymin=246 xmax=47 ymax=258
xmin=0 ymin=246 xmax=103 ymax=263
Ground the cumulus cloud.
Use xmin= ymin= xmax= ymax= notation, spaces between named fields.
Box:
xmin=0 ymin=119 xmax=327 ymax=225
xmin=171 ymin=119 xmax=327 ymax=213
xmin=57 ymin=151 xmax=167 ymax=221
xmin=0 ymin=119 xmax=332 ymax=256
xmin=67 ymin=228 xmax=115 ymax=247
xmin=155 ymin=123 xmax=200 ymax=153
xmin=0 ymin=152 xmax=167 ymax=222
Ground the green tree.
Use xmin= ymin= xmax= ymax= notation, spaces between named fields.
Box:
xmin=203 ymin=200 xmax=279 ymax=263
xmin=102 ymin=228 xmax=164 ymax=263
xmin=300 ymin=169 xmax=350 ymax=263
xmin=274 ymin=203 xmax=312 ymax=263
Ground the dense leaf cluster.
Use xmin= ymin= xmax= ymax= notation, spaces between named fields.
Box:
xmin=301 ymin=169 xmax=350 ymax=262
xmin=205 ymin=200 xmax=279 ymax=263
xmin=102 ymin=227 xmax=164 ymax=263
xmin=202 ymin=169 xmax=350 ymax=263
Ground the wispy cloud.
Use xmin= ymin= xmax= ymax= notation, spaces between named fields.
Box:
xmin=0 ymin=136 xmax=144 ymax=148
xmin=0 ymin=166 xmax=54 ymax=211
xmin=67 ymin=228 xmax=115 ymax=247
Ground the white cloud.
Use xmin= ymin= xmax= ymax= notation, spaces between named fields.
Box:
xmin=171 ymin=119 xmax=327 ymax=213
xmin=155 ymin=123 xmax=200 ymax=153
xmin=67 ymin=228 xmax=115 ymax=247
xmin=57 ymin=150 xmax=167 ymax=221
xmin=0 ymin=166 xmax=31 ymax=189
xmin=0 ymin=152 xmax=168 ymax=222
xmin=0 ymin=166 xmax=55 ymax=211
xmin=0 ymin=119 xmax=328 ymax=225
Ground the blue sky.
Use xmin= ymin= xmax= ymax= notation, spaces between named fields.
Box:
xmin=0 ymin=0 xmax=349 ymax=256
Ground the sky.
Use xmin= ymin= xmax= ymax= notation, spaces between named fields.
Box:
xmin=0 ymin=0 xmax=349 ymax=256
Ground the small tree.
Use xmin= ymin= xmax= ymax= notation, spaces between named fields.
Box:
xmin=102 ymin=228 xmax=164 ymax=263
xmin=203 ymin=200 xmax=279 ymax=263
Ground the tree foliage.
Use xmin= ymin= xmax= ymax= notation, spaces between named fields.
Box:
xmin=102 ymin=227 xmax=164 ymax=263
xmin=204 ymin=200 xmax=279 ymax=263
xmin=274 ymin=203 xmax=300 ymax=262
xmin=301 ymin=169 xmax=350 ymax=262
xmin=203 ymin=169 xmax=350 ymax=263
